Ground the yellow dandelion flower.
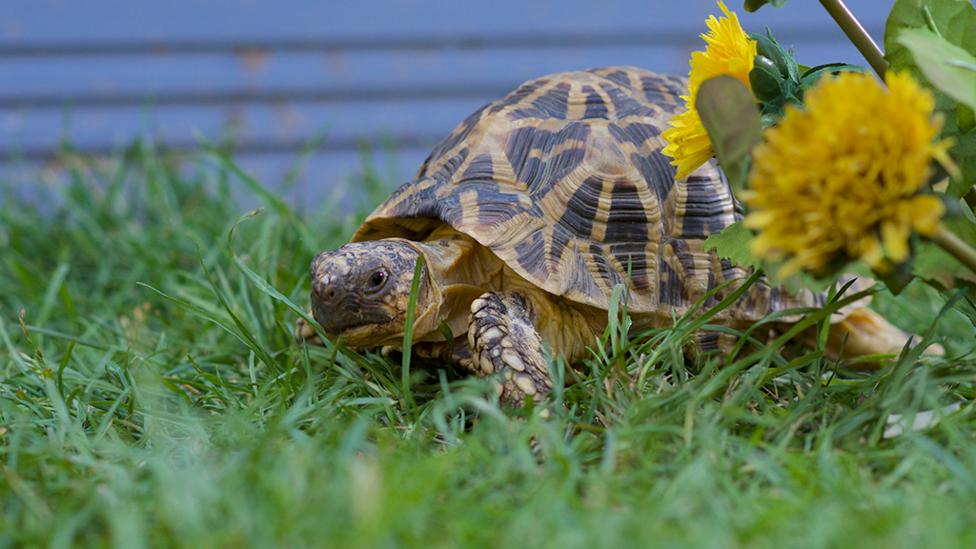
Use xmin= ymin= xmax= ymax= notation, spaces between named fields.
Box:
xmin=743 ymin=71 xmax=952 ymax=277
xmin=662 ymin=1 xmax=757 ymax=180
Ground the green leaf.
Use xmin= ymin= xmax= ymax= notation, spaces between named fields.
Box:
xmin=915 ymin=198 xmax=976 ymax=289
xmin=957 ymin=103 xmax=975 ymax=133
xmin=703 ymin=221 xmax=841 ymax=293
xmin=876 ymin=254 xmax=917 ymax=295
xmin=704 ymin=221 xmax=758 ymax=268
xmin=751 ymin=31 xmax=798 ymax=81
xmin=744 ymin=0 xmax=787 ymax=12
xmin=695 ymin=76 xmax=763 ymax=195
xmin=886 ymin=0 xmax=976 ymax=200
xmin=885 ymin=0 xmax=976 ymax=77
xmin=945 ymin=112 xmax=976 ymax=198
xmin=399 ymin=255 xmax=425 ymax=412
xmin=913 ymin=242 xmax=976 ymax=288
xmin=898 ymin=28 xmax=976 ymax=112
xmin=746 ymin=31 xmax=809 ymax=123
xmin=944 ymin=200 xmax=976 ymax=247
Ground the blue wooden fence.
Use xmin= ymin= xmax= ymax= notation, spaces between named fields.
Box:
xmin=0 ymin=0 xmax=890 ymax=202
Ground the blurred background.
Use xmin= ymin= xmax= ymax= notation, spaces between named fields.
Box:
xmin=0 ymin=1 xmax=890 ymax=206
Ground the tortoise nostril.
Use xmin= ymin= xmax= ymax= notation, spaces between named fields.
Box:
xmin=313 ymin=278 xmax=339 ymax=303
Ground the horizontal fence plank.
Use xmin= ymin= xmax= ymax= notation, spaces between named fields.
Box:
xmin=0 ymin=36 xmax=870 ymax=101
xmin=1 ymin=1 xmax=886 ymax=43
xmin=3 ymin=148 xmax=427 ymax=215
xmin=1 ymin=0 xmax=892 ymax=193
xmin=4 ymin=135 xmax=440 ymax=162
xmin=0 ymin=46 xmax=689 ymax=97
xmin=1 ymin=98 xmax=488 ymax=154
xmin=0 ymin=26 xmax=857 ymax=57
xmin=0 ymin=84 xmax=515 ymax=109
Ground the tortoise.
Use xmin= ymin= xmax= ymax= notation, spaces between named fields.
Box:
xmin=297 ymin=66 xmax=918 ymax=405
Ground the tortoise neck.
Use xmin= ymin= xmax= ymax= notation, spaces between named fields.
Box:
xmin=400 ymin=226 xmax=506 ymax=343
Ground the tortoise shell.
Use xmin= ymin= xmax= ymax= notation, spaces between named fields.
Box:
xmin=353 ymin=66 xmax=825 ymax=320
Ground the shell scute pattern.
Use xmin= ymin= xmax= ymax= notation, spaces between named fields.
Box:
xmin=580 ymin=85 xmax=610 ymax=119
xmin=657 ymin=248 xmax=686 ymax=307
xmin=599 ymin=69 xmax=637 ymax=89
xmin=510 ymin=81 xmax=572 ymax=120
xmin=415 ymin=102 xmax=486 ymax=179
xmin=678 ymin=173 xmax=739 ymax=239
xmin=488 ymin=78 xmax=551 ymax=116
xmin=607 ymin=121 xmax=661 ymax=148
xmin=354 ymin=66 xmax=821 ymax=320
xmin=598 ymin=81 xmax=657 ymax=119
xmin=638 ymin=74 xmax=687 ymax=114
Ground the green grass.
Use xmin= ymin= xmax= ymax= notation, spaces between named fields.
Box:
xmin=2 ymin=145 xmax=976 ymax=548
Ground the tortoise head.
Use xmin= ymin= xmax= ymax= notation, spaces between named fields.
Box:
xmin=309 ymin=239 xmax=431 ymax=346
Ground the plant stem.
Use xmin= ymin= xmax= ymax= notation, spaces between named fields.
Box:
xmin=931 ymin=223 xmax=976 ymax=274
xmin=819 ymin=0 xmax=888 ymax=78
xmin=922 ymin=5 xmax=944 ymax=39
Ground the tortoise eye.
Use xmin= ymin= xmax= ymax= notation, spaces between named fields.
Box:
xmin=366 ymin=269 xmax=389 ymax=292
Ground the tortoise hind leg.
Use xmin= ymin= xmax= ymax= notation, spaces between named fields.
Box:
xmin=825 ymin=306 xmax=944 ymax=367
xmin=468 ymin=292 xmax=551 ymax=406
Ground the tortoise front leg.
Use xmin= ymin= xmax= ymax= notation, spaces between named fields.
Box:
xmin=468 ymin=292 xmax=551 ymax=406
xmin=295 ymin=313 xmax=322 ymax=346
